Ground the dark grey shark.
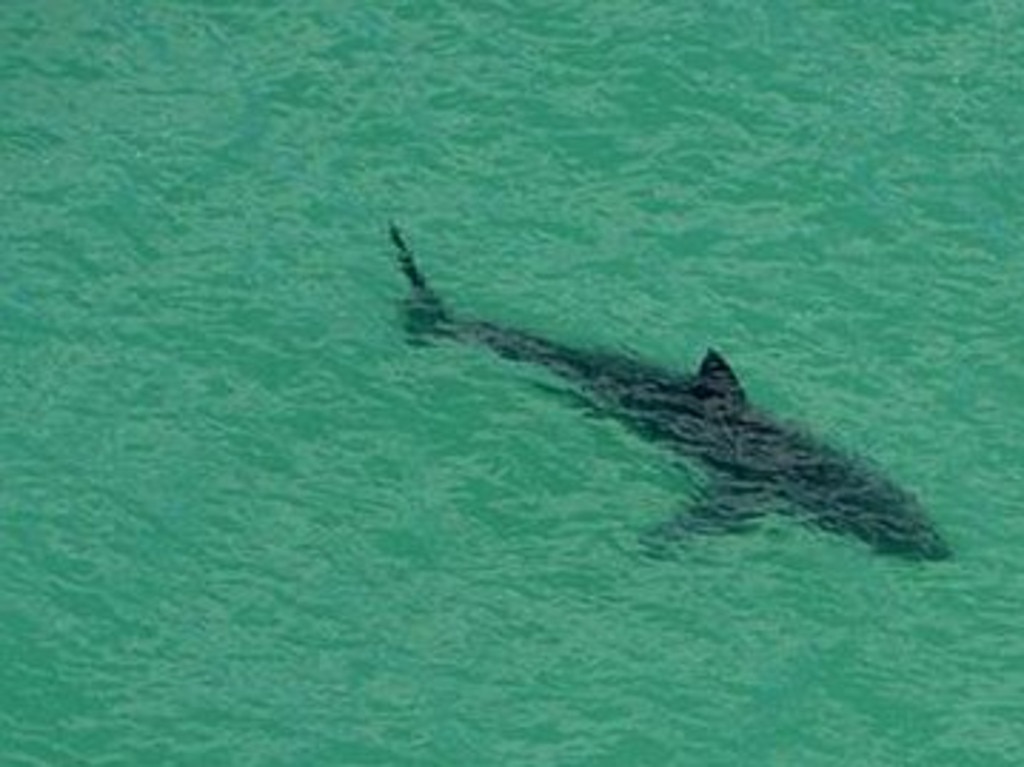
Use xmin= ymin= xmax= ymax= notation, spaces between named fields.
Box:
xmin=389 ymin=225 xmax=951 ymax=561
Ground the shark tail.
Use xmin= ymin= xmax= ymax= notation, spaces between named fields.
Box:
xmin=389 ymin=223 xmax=450 ymax=335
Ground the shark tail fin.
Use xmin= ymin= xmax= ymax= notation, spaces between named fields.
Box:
xmin=390 ymin=223 xmax=429 ymax=292
xmin=389 ymin=223 xmax=450 ymax=335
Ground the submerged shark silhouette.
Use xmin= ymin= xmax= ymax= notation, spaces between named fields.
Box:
xmin=389 ymin=225 xmax=950 ymax=561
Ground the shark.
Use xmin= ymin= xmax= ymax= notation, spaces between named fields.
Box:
xmin=388 ymin=225 xmax=951 ymax=561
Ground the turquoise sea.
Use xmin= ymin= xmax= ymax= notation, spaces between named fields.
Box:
xmin=3 ymin=3 xmax=1023 ymax=765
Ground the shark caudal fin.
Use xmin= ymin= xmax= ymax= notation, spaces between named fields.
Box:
xmin=389 ymin=223 xmax=429 ymax=292
xmin=389 ymin=223 xmax=450 ymax=335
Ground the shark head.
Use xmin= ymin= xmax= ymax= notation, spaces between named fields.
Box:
xmin=803 ymin=465 xmax=952 ymax=561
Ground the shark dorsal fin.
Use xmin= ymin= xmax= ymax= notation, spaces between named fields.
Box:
xmin=695 ymin=348 xmax=745 ymax=405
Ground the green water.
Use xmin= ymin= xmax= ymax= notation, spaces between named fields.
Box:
xmin=3 ymin=2 xmax=1023 ymax=765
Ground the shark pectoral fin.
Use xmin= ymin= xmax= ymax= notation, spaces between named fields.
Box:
xmin=638 ymin=489 xmax=767 ymax=558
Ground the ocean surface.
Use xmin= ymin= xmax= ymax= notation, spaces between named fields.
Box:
xmin=3 ymin=3 xmax=1023 ymax=765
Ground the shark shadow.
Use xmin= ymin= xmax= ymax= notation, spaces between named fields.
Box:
xmin=388 ymin=225 xmax=951 ymax=562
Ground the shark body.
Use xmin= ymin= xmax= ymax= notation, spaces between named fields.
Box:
xmin=390 ymin=225 xmax=950 ymax=561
